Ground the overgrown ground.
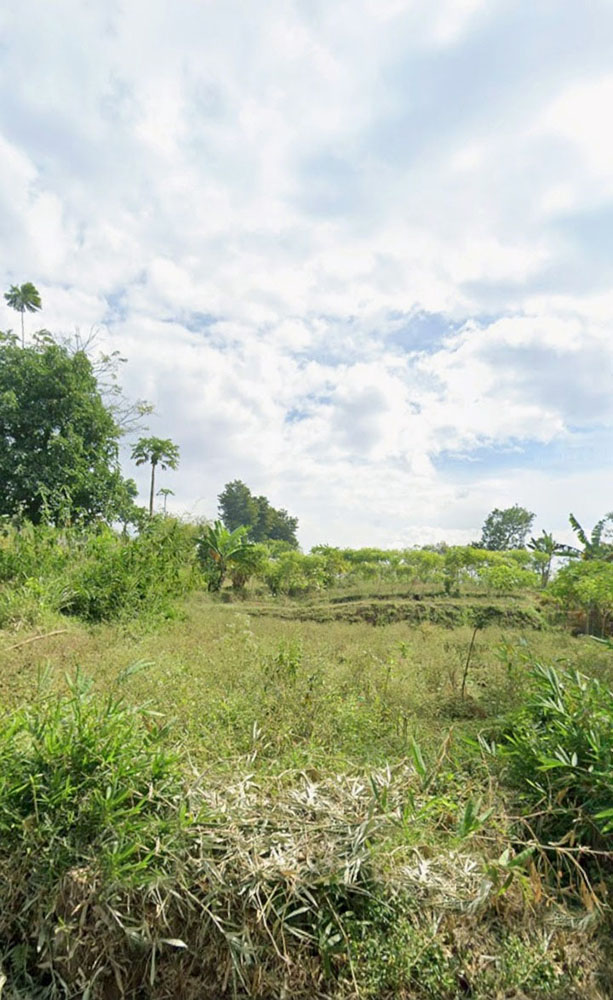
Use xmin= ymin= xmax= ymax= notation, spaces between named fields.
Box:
xmin=1 ymin=588 xmax=612 ymax=998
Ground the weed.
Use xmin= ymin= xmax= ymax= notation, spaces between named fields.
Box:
xmin=497 ymin=662 xmax=613 ymax=858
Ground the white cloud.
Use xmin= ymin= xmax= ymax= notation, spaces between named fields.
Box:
xmin=539 ymin=75 xmax=613 ymax=181
xmin=1 ymin=0 xmax=612 ymax=546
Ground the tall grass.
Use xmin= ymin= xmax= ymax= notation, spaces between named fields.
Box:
xmin=0 ymin=517 xmax=200 ymax=627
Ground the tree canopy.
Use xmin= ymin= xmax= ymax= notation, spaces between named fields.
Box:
xmin=0 ymin=332 xmax=137 ymax=524
xmin=479 ymin=505 xmax=535 ymax=550
xmin=218 ymin=479 xmax=299 ymax=547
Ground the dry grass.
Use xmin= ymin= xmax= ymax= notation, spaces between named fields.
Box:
xmin=2 ymin=755 xmax=610 ymax=999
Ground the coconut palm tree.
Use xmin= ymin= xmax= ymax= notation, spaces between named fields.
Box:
xmin=130 ymin=437 xmax=180 ymax=516
xmin=4 ymin=282 xmax=42 ymax=347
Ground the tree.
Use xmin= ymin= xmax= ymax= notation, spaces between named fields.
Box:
xmin=131 ymin=437 xmax=180 ymax=516
xmin=196 ymin=520 xmax=252 ymax=591
xmin=217 ymin=480 xmax=260 ymax=533
xmin=551 ymin=560 xmax=613 ymax=635
xmin=479 ymin=505 xmax=535 ymax=550
xmin=157 ymin=487 xmax=174 ymax=514
xmin=218 ymin=479 xmax=299 ymax=547
xmin=0 ymin=332 xmax=136 ymax=524
xmin=528 ymin=530 xmax=566 ymax=586
xmin=563 ymin=513 xmax=613 ymax=562
xmin=4 ymin=282 xmax=42 ymax=348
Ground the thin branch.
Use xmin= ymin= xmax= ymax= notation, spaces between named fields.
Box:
xmin=4 ymin=629 xmax=68 ymax=651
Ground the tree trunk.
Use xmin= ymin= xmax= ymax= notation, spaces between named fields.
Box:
xmin=20 ymin=311 xmax=24 ymax=349
xmin=149 ymin=462 xmax=156 ymax=516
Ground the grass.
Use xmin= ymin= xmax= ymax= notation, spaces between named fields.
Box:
xmin=2 ymin=592 xmax=610 ymax=769
xmin=1 ymin=589 xmax=613 ymax=997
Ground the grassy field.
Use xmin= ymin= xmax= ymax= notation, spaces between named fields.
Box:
xmin=1 ymin=588 xmax=612 ymax=998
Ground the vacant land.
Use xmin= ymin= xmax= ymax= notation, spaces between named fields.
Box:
xmin=1 ymin=591 xmax=607 ymax=768
xmin=1 ymin=588 xmax=612 ymax=999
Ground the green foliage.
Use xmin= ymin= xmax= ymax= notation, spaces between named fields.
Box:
xmin=66 ymin=519 xmax=198 ymax=622
xmin=551 ymin=559 xmax=613 ymax=634
xmin=479 ymin=562 xmax=537 ymax=594
xmin=0 ymin=669 xmax=185 ymax=870
xmin=218 ymin=479 xmax=299 ymax=547
xmin=347 ymin=899 xmax=570 ymax=998
xmin=440 ymin=546 xmax=538 ymax=597
xmin=197 ymin=520 xmax=252 ymax=591
xmin=338 ymin=547 xmax=445 ymax=591
xmin=264 ymin=550 xmax=329 ymax=595
xmin=348 ymin=903 xmax=458 ymax=997
xmin=479 ymin=505 xmax=535 ymax=550
xmin=0 ymin=518 xmax=199 ymax=625
xmin=528 ymin=531 xmax=565 ymax=586
xmin=229 ymin=542 xmax=267 ymax=590
xmin=0 ymin=520 xmax=70 ymax=583
xmin=565 ymin=512 xmax=613 ymax=561
xmin=498 ymin=662 xmax=613 ymax=853
xmin=0 ymin=671 xmax=190 ymax=991
xmin=0 ymin=334 xmax=137 ymax=525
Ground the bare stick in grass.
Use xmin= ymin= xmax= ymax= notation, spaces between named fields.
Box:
xmin=5 ymin=629 xmax=68 ymax=651
xmin=461 ymin=618 xmax=484 ymax=700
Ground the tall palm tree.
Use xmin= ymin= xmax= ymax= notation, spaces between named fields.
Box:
xmin=130 ymin=437 xmax=180 ymax=516
xmin=4 ymin=282 xmax=42 ymax=347
xmin=157 ymin=487 xmax=174 ymax=514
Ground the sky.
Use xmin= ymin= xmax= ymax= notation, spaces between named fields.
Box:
xmin=1 ymin=0 xmax=612 ymax=550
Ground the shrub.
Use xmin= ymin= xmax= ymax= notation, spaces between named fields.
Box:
xmin=479 ymin=563 xmax=537 ymax=594
xmin=0 ymin=670 xmax=190 ymax=993
xmin=65 ymin=518 xmax=198 ymax=622
xmin=0 ymin=518 xmax=199 ymax=626
xmin=0 ymin=520 xmax=72 ymax=584
xmin=498 ymin=662 xmax=613 ymax=855
xmin=264 ymin=551 xmax=327 ymax=596
xmin=551 ymin=559 xmax=613 ymax=635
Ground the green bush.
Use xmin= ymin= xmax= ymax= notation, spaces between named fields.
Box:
xmin=551 ymin=559 xmax=613 ymax=635
xmin=0 ymin=518 xmax=200 ymax=625
xmin=264 ymin=551 xmax=327 ymax=596
xmin=0 ymin=521 xmax=72 ymax=584
xmin=479 ymin=563 xmax=537 ymax=594
xmin=0 ymin=576 xmax=72 ymax=629
xmin=0 ymin=671 xmax=190 ymax=991
xmin=64 ymin=518 xmax=198 ymax=622
xmin=498 ymin=662 xmax=613 ymax=854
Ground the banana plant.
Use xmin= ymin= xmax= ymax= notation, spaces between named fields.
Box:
xmin=197 ymin=520 xmax=252 ymax=591
xmin=564 ymin=514 xmax=613 ymax=562
xmin=527 ymin=530 xmax=566 ymax=585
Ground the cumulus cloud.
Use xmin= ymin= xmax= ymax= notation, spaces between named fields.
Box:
xmin=1 ymin=0 xmax=612 ymax=546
